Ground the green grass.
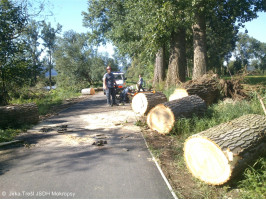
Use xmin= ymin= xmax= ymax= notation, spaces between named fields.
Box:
xmin=11 ymin=89 xmax=80 ymax=115
xmin=0 ymin=124 xmax=32 ymax=143
xmin=0 ymin=129 xmax=21 ymax=143
xmin=171 ymin=95 xmax=264 ymax=139
xmin=0 ymin=89 xmax=81 ymax=143
xmin=239 ymin=157 xmax=266 ymax=199
xmin=244 ymin=75 xmax=266 ymax=85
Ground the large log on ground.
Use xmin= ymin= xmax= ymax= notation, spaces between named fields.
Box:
xmin=0 ymin=103 xmax=39 ymax=128
xmin=169 ymin=89 xmax=189 ymax=101
xmin=81 ymin=88 xmax=95 ymax=95
xmin=131 ymin=92 xmax=167 ymax=115
xmin=170 ymin=74 xmax=249 ymax=105
xmin=147 ymin=95 xmax=207 ymax=134
xmin=184 ymin=114 xmax=266 ymax=185
xmin=170 ymin=77 xmax=220 ymax=105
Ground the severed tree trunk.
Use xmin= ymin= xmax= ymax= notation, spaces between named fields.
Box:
xmin=81 ymin=88 xmax=95 ymax=95
xmin=153 ymin=46 xmax=166 ymax=87
xmin=166 ymin=28 xmax=187 ymax=87
xmin=147 ymin=95 xmax=207 ymax=134
xmin=169 ymin=73 xmax=248 ymax=105
xmin=192 ymin=10 xmax=207 ymax=80
xmin=184 ymin=114 xmax=266 ymax=185
xmin=0 ymin=103 xmax=39 ymax=127
xmin=132 ymin=92 xmax=167 ymax=116
xmin=170 ymin=78 xmax=220 ymax=105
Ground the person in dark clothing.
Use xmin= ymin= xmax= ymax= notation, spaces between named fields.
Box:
xmin=137 ymin=74 xmax=144 ymax=92
xmin=103 ymin=66 xmax=118 ymax=106
xmin=119 ymin=86 xmax=132 ymax=105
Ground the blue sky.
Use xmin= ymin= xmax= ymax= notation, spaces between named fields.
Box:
xmin=42 ymin=0 xmax=266 ymax=56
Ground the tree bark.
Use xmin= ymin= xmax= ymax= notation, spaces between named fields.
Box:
xmin=0 ymin=103 xmax=39 ymax=127
xmin=147 ymin=95 xmax=207 ymax=134
xmin=153 ymin=46 xmax=166 ymax=87
xmin=184 ymin=114 xmax=266 ymax=185
xmin=166 ymin=28 xmax=187 ymax=87
xmin=132 ymin=92 xmax=167 ymax=116
xmin=192 ymin=10 xmax=207 ymax=80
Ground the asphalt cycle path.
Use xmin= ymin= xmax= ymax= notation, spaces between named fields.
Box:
xmin=0 ymin=92 xmax=174 ymax=199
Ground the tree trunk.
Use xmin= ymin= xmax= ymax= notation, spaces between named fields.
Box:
xmin=132 ymin=92 xmax=167 ymax=116
xmin=192 ymin=10 xmax=207 ymax=80
xmin=170 ymin=78 xmax=220 ymax=105
xmin=166 ymin=28 xmax=187 ymax=87
xmin=0 ymin=103 xmax=39 ymax=127
xmin=0 ymin=64 xmax=8 ymax=106
xmin=153 ymin=46 xmax=166 ymax=87
xmin=147 ymin=95 xmax=207 ymax=134
xmin=184 ymin=114 xmax=266 ymax=185
xmin=49 ymin=52 xmax=52 ymax=90
xmin=81 ymin=88 xmax=95 ymax=95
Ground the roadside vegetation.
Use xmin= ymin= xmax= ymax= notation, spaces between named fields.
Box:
xmin=142 ymin=76 xmax=266 ymax=199
xmin=1 ymin=0 xmax=266 ymax=198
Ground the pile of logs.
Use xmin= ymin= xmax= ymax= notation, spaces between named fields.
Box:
xmin=0 ymin=103 xmax=39 ymax=128
xmin=130 ymin=74 xmax=266 ymax=185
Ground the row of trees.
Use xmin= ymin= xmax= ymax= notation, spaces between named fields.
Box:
xmin=54 ymin=30 xmax=121 ymax=91
xmin=0 ymin=0 xmax=120 ymax=106
xmin=82 ymin=0 xmax=265 ymax=86
xmin=0 ymin=0 xmax=62 ymax=105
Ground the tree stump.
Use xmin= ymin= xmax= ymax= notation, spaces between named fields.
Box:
xmin=147 ymin=95 xmax=207 ymax=134
xmin=81 ymin=88 xmax=95 ymax=95
xmin=184 ymin=114 xmax=266 ymax=185
xmin=0 ymin=103 xmax=39 ymax=128
xmin=131 ymin=92 xmax=167 ymax=116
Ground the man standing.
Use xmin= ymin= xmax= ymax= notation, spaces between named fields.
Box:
xmin=137 ymin=74 xmax=144 ymax=92
xmin=103 ymin=66 xmax=118 ymax=106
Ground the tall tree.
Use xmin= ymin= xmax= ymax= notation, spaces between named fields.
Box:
xmin=0 ymin=0 xmax=27 ymax=105
xmin=192 ymin=7 xmax=207 ymax=80
xmin=166 ymin=29 xmax=187 ymax=86
xmin=153 ymin=46 xmax=166 ymax=86
xmin=191 ymin=0 xmax=265 ymax=80
xmin=83 ymin=0 xmax=189 ymax=86
xmin=54 ymin=30 xmax=119 ymax=91
xmin=41 ymin=22 xmax=62 ymax=89
xmin=24 ymin=20 xmax=43 ymax=85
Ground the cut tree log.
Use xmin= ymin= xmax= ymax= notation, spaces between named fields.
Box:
xmin=147 ymin=95 xmax=207 ymax=134
xmin=184 ymin=114 xmax=266 ymax=185
xmin=169 ymin=89 xmax=189 ymax=101
xmin=81 ymin=88 xmax=95 ymax=95
xmin=172 ymin=76 xmax=220 ymax=105
xmin=170 ymin=73 xmax=249 ymax=105
xmin=131 ymin=92 xmax=167 ymax=116
xmin=0 ymin=103 xmax=39 ymax=128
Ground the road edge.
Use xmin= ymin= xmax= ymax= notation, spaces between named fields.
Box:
xmin=141 ymin=132 xmax=178 ymax=199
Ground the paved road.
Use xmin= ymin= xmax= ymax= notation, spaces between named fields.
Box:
xmin=0 ymin=93 xmax=174 ymax=199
